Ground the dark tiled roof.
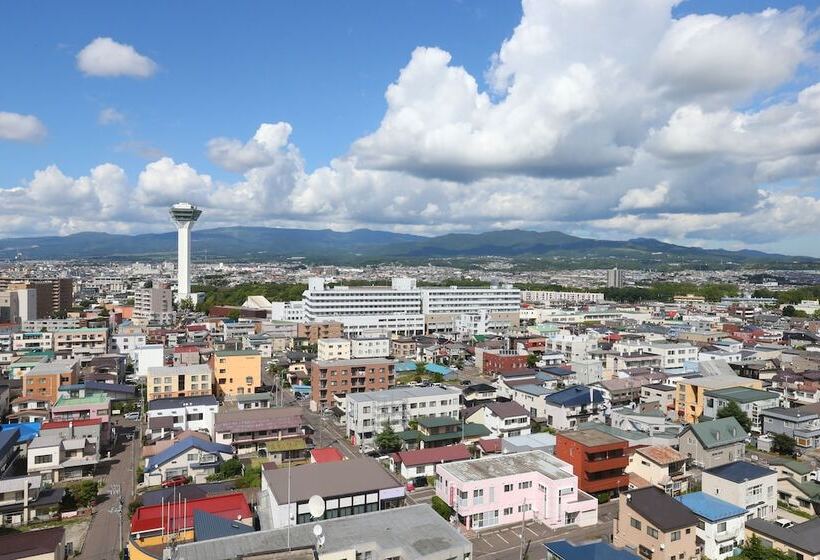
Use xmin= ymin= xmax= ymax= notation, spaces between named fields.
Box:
xmin=545 ymin=385 xmax=605 ymax=407
xmin=746 ymin=517 xmax=820 ymax=555
xmin=148 ymin=395 xmax=219 ymax=411
xmin=626 ymin=486 xmax=698 ymax=532
xmin=0 ymin=526 xmax=64 ymax=558
xmin=193 ymin=509 xmax=254 ymax=541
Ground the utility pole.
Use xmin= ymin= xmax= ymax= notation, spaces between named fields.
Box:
xmin=518 ymin=499 xmax=527 ymax=560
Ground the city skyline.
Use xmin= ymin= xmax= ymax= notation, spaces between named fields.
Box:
xmin=1 ymin=0 xmax=819 ymax=256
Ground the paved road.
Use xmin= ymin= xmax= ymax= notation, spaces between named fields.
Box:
xmin=79 ymin=420 xmax=140 ymax=560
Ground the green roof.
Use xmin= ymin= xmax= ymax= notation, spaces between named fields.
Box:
xmin=215 ymin=350 xmax=260 ymax=357
xmin=685 ymin=417 xmax=746 ymax=449
xmin=397 ymin=423 xmax=490 ymax=443
xmin=54 ymin=393 xmax=111 ymax=407
xmin=417 ymin=416 xmax=459 ymax=428
xmin=768 ymin=458 xmax=814 ymax=476
xmin=704 ymin=387 xmax=779 ymax=404
xmin=792 ymin=481 xmax=820 ymax=501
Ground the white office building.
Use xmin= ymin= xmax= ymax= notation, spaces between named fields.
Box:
xmin=110 ymin=334 xmax=147 ymax=359
xmin=520 ymin=291 xmax=605 ymax=305
xmin=317 ymin=338 xmax=352 ymax=361
xmin=351 ymin=334 xmax=390 ymax=359
xmin=346 ymin=386 xmax=461 ymax=447
xmin=134 ymin=344 xmax=165 ymax=378
xmin=649 ymin=341 xmax=699 ymax=369
xmin=270 ymin=300 xmax=305 ymax=322
xmin=420 ymin=285 xmax=520 ymax=332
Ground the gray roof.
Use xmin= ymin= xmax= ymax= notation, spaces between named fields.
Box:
xmin=215 ymin=406 xmax=303 ymax=433
xmin=627 ymin=486 xmax=698 ymax=532
xmin=262 ymin=457 xmax=403 ymax=503
xmin=760 ymin=407 xmax=819 ymax=421
xmin=746 ymin=517 xmax=820 ymax=555
xmin=347 ymin=385 xmax=459 ymax=403
xmin=173 ymin=504 xmax=471 ymax=560
xmin=147 ymin=364 xmax=212 ymax=376
xmin=439 ymin=450 xmax=573 ymax=483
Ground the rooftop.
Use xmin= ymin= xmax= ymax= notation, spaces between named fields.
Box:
xmin=393 ymin=444 xmax=471 ymax=467
xmin=172 ymin=504 xmax=470 ymax=560
xmin=262 ymin=457 xmax=402 ymax=503
xmin=635 ymin=445 xmax=685 ymax=465
xmin=130 ymin=492 xmax=249 ymax=535
xmin=313 ymin=357 xmax=394 ymax=367
xmin=148 ymin=364 xmax=213 ymax=376
xmin=347 ymin=385 xmax=458 ymax=403
xmin=148 ymin=395 xmax=219 ymax=411
xmin=746 ymin=517 xmax=820 ymax=555
xmin=559 ymin=428 xmax=627 ymax=447
xmin=705 ymin=461 xmax=776 ymax=483
xmin=544 ymin=540 xmax=640 ymax=560
xmin=545 ymin=385 xmax=605 ymax=407
xmin=215 ymin=406 xmax=302 ymax=433
xmin=439 ymin=450 xmax=573 ymax=482
xmin=213 ymin=350 xmax=260 ymax=357
xmin=683 ymin=417 xmax=747 ymax=449
xmin=54 ymin=393 xmax=111 ymax=407
xmin=676 ymin=492 xmax=747 ymax=522
xmin=309 ymin=447 xmax=344 ymax=464
xmin=625 ymin=486 xmax=698 ymax=532
xmin=0 ymin=526 xmax=65 ymax=559
xmin=703 ymin=386 xmax=780 ymax=403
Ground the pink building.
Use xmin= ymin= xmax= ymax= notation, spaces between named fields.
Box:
xmin=435 ymin=449 xmax=598 ymax=531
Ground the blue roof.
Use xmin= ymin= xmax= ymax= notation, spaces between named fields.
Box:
xmin=544 ymin=540 xmax=639 ymax=560
xmin=706 ymin=460 xmax=775 ymax=483
xmin=545 ymin=385 xmax=605 ymax=407
xmin=395 ymin=361 xmax=417 ymax=373
xmin=0 ymin=428 xmax=19 ymax=459
xmin=676 ymin=492 xmax=746 ymax=522
xmin=147 ymin=437 xmax=234 ymax=472
xmin=1 ymin=422 xmax=40 ymax=443
xmin=193 ymin=509 xmax=254 ymax=541
xmin=424 ymin=363 xmax=454 ymax=376
xmin=516 ymin=383 xmax=552 ymax=397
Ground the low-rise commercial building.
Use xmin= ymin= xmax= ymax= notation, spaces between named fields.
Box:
xmin=436 ymin=450 xmax=598 ymax=532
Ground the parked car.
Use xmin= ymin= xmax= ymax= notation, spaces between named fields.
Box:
xmin=775 ymin=518 xmax=794 ymax=529
xmin=412 ymin=476 xmax=429 ymax=488
xmin=460 ymin=379 xmax=472 ymax=385
xmin=161 ymin=475 xmax=188 ymax=488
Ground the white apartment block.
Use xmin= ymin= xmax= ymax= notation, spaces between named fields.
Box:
xmin=270 ymin=301 xmax=305 ymax=322
xmin=420 ymin=285 xmax=520 ymax=333
xmin=454 ymin=310 xmax=512 ymax=336
xmin=146 ymin=395 xmax=219 ymax=438
xmin=134 ymin=285 xmax=174 ymax=325
xmin=109 ymin=334 xmax=147 ymax=359
xmin=346 ymin=386 xmax=461 ymax=446
xmin=545 ymin=332 xmax=601 ymax=362
xmin=12 ymin=331 xmax=53 ymax=353
xmin=317 ymin=338 xmax=352 ymax=361
xmin=134 ymin=344 xmax=165 ymax=378
xmin=351 ymin=335 xmax=390 ymax=359
xmin=520 ymin=290 xmax=605 ymax=305
xmin=649 ymin=341 xmax=699 ymax=369
xmin=22 ymin=318 xmax=80 ymax=332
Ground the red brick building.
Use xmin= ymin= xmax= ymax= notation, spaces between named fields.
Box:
xmin=309 ymin=357 xmax=395 ymax=411
xmin=480 ymin=349 xmax=529 ymax=374
xmin=554 ymin=429 xmax=629 ymax=497
xmin=297 ymin=321 xmax=344 ymax=343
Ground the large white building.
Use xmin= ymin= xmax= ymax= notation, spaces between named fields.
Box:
xmin=346 ymin=386 xmax=461 ymax=447
xmin=270 ymin=300 xmax=304 ymax=322
xmin=302 ymin=277 xmax=520 ymax=335
xmin=649 ymin=341 xmax=699 ymax=369
xmin=520 ymin=290 xmax=605 ymax=305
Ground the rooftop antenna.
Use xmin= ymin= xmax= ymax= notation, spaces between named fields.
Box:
xmin=309 ymin=495 xmax=326 ymax=552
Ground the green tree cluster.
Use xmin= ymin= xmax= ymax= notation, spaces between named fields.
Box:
xmin=716 ymin=401 xmax=752 ymax=433
xmin=430 ymin=496 xmax=454 ymax=521
xmin=207 ymin=458 xmax=244 ymax=481
xmin=772 ymin=434 xmax=798 ymax=456
xmin=65 ymin=480 xmax=100 ymax=509
xmin=739 ymin=535 xmax=793 ymax=560
xmin=375 ymin=423 xmax=403 ymax=453
xmin=192 ymin=282 xmax=307 ymax=312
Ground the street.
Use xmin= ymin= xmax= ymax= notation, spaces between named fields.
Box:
xmin=78 ymin=419 xmax=140 ymax=560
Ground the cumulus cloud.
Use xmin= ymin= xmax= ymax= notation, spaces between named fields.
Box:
xmin=76 ymin=37 xmax=157 ymax=78
xmin=207 ymin=122 xmax=298 ymax=172
xmin=0 ymin=112 xmax=46 ymax=142
xmin=2 ymin=1 xmax=819 ymax=255
xmin=98 ymin=107 xmax=125 ymax=125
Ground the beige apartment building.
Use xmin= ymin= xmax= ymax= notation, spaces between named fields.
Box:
xmin=53 ymin=328 xmax=108 ymax=359
xmin=146 ymin=364 xmax=213 ymax=401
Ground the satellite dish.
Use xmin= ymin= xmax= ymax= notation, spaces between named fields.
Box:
xmin=313 ymin=525 xmax=323 ymax=538
xmin=308 ymin=495 xmax=326 ymax=519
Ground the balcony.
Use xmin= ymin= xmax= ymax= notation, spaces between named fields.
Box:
xmin=585 ymin=456 xmax=628 ymax=473
xmin=582 ymin=474 xmax=629 ymax=494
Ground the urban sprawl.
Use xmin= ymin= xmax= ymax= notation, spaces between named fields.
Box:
xmin=1 ymin=204 xmax=820 ymax=560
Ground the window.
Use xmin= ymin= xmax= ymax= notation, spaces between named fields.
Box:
xmin=34 ymin=454 xmax=52 ymax=464
xmin=630 ymin=517 xmax=642 ymax=530
xmin=517 ymin=503 xmax=531 ymax=513
xmin=518 ymin=481 xmax=532 ymax=490
xmin=671 ymin=530 xmax=680 ymax=542
xmin=647 ymin=526 xmax=659 ymax=539
xmin=717 ymin=521 xmax=727 ymax=532
xmin=504 ymin=484 xmax=513 ymax=492
xmin=245 ymin=376 xmax=253 ymax=385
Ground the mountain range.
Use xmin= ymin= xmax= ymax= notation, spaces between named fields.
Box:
xmin=0 ymin=227 xmax=814 ymax=268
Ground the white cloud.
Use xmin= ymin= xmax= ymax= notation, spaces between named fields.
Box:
xmin=616 ymin=182 xmax=670 ymax=211
xmin=207 ymin=122 xmax=298 ymax=172
xmin=0 ymin=112 xmax=46 ymax=142
xmin=98 ymin=107 xmax=125 ymax=125
xmin=136 ymin=158 xmax=213 ymax=207
xmin=76 ymin=37 xmax=157 ymax=78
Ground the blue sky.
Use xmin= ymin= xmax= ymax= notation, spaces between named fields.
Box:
xmin=1 ymin=0 xmax=819 ymax=256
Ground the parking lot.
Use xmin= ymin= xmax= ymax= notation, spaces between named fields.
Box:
xmin=405 ymin=485 xmax=437 ymax=506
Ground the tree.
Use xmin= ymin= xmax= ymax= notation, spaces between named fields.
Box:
xmin=739 ymin=535 xmax=792 ymax=560
xmin=782 ymin=305 xmax=796 ymax=317
xmin=415 ymin=361 xmax=427 ymax=376
xmin=67 ymin=480 xmax=100 ymax=508
xmin=526 ymin=353 xmax=538 ymax=368
xmin=375 ymin=423 xmax=403 ymax=453
xmin=772 ymin=434 xmax=798 ymax=457
xmin=717 ymin=401 xmax=751 ymax=433
xmin=408 ymin=420 xmax=419 ymax=431
xmin=431 ymin=496 xmax=454 ymax=521
xmin=432 ymin=372 xmax=444 ymax=383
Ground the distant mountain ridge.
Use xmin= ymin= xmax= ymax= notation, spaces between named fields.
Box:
xmin=0 ymin=227 xmax=814 ymax=266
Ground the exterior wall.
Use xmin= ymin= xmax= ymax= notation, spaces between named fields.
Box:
xmin=675 ymin=378 xmax=762 ymax=424
xmin=297 ymin=321 xmax=344 ymax=343
xmin=435 ymin=462 xmax=597 ymax=532
xmin=109 ymin=334 xmax=146 ymax=358
xmin=702 ymin=471 xmax=777 ymax=521
xmin=678 ymin=436 xmax=745 ymax=469
xmin=317 ymin=338 xmax=352 ymax=361
xmin=744 ymin=526 xmax=820 ymax=560
xmin=696 ymin=515 xmax=746 ymax=560
xmin=134 ymin=345 xmax=164 ymax=378
xmin=146 ymin=365 xmax=214 ymax=401
xmin=147 ymin=404 xmax=218 ymax=437
xmin=12 ymin=332 xmax=53 ymax=352
xmin=481 ymin=350 xmax=528 ymax=375
xmin=613 ymin=494 xmax=698 ymax=560
xmin=23 ymin=370 xmax=78 ymax=404
xmin=761 ymin=413 xmax=820 ymax=448
xmin=309 ymin=359 xmax=395 ymax=411
xmin=351 ymin=336 xmax=390 ymax=359
xmin=211 ymin=352 xmax=261 ymax=397
xmin=554 ymin=434 xmax=629 ymax=496
xmin=702 ymin=396 xmax=780 ymax=433
xmin=53 ymin=329 xmax=108 ymax=358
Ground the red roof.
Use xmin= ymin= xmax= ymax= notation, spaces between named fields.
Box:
xmin=477 ymin=438 xmax=502 ymax=453
xmin=173 ymin=345 xmax=201 ymax=354
xmin=392 ymin=444 xmax=471 ymax=467
xmin=186 ymin=325 xmax=208 ymax=332
xmin=310 ymin=447 xmax=345 ymax=464
xmin=41 ymin=418 xmax=102 ymax=430
xmin=130 ymin=492 xmax=251 ymax=535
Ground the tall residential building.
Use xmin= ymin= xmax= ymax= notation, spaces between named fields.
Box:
xmin=606 ymin=267 xmax=625 ymax=288
xmin=0 ymin=278 xmax=73 ymax=318
xmin=53 ymin=328 xmax=108 ymax=359
xmin=169 ymin=202 xmax=202 ymax=303
xmin=420 ymin=285 xmax=520 ymax=332
xmin=209 ymin=350 xmax=262 ymax=397
xmin=133 ymin=284 xmax=174 ymax=325
xmin=309 ymin=358 xmax=395 ymax=411
xmin=146 ymin=364 xmax=213 ymax=401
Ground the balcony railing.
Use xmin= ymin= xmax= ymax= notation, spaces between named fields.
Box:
xmin=585 ymin=456 xmax=628 ymax=473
